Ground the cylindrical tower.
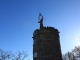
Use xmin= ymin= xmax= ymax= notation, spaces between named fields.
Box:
xmin=32 ymin=27 xmax=62 ymax=60
xmin=32 ymin=13 xmax=62 ymax=60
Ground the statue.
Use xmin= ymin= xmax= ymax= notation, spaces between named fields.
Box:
xmin=38 ymin=13 xmax=43 ymax=23
xmin=38 ymin=13 xmax=44 ymax=29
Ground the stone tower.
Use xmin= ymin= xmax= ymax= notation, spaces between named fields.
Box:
xmin=32 ymin=13 xmax=62 ymax=60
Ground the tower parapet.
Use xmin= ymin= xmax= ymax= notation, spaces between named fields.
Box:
xmin=33 ymin=26 xmax=60 ymax=39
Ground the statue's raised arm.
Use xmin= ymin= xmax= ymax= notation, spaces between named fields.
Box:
xmin=38 ymin=13 xmax=44 ymax=29
xmin=38 ymin=13 xmax=43 ymax=23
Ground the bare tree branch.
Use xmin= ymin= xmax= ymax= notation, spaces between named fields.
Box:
xmin=0 ymin=49 xmax=29 ymax=60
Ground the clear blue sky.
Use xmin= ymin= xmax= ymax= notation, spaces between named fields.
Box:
xmin=0 ymin=0 xmax=80 ymax=60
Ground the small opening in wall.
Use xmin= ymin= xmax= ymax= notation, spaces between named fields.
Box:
xmin=40 ymin=48 xmax=43 ymax=50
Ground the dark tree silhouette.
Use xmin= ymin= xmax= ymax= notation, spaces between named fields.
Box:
xmin=0 ymin=49 xmax=29 ymax=60
xmin=62 ymin=46 xmax=80 ymax=60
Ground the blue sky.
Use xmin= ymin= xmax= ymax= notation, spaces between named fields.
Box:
xmin=0 ymin=0 xmax=80 ymax=60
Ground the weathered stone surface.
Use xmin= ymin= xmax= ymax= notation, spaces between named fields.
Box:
xmin=33 ymin=26 xmax=62 ymax=60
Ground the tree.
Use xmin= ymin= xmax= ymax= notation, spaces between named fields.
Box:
xmin=72 ymin=46 xmax=80 ymax=60
xmin=62 ymin=52 xmax=74 ymax=60
xmin=62 ymin=46 xmax=80 ymax=60
xmin=62 ymin=54 xmax=67 ymax=60
xmin=0 ymin=49 xmax=29 ymax=60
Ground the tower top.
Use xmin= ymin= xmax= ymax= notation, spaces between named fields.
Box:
xmin=38 ymin=13 xmax=44 ymax=29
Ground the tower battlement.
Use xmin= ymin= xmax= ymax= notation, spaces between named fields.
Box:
xmin=33 ymin=26 xmax=59 ymax=39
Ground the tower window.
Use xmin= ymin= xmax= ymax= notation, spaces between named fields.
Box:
xmin=34 ymin=52 xmax=38 ymax=58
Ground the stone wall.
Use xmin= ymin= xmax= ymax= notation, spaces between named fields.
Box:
xmin=33 ymin=26 xmax=62 ymax=60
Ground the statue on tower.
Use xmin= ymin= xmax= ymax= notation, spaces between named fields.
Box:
xmin=38 ymin=13 xmax=44 ymax=29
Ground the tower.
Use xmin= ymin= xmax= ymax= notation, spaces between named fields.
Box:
xmin=32 ymin=13 xmax=62 ymax=60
